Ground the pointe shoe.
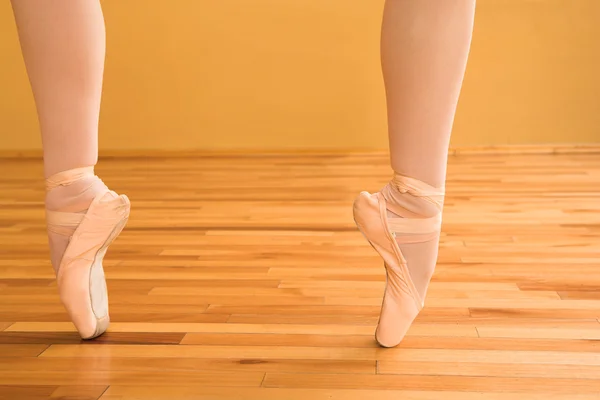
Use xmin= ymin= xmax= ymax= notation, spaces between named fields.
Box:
xmin=46 ymin=167 xmax=130 ymax=339
xmin=353 ymin=174 xmax=444 ymax=348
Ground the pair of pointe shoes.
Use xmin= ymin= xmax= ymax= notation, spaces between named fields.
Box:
xmin=47 ymin=167 xmax=438 ymax=346
xmin=353 ymin=174 xmax=444 ymax=348
xmin=46 ymin=167 xmax=130 ymax=339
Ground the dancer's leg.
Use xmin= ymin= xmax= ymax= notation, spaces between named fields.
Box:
xmin=11 ymin=0 xmax=130 ymax=339
xmin=354 ymin=0 xmax=475 ymax=347
xmin=11 ymin=0 xmax=103 ymax=178
xmin=384 ymin=0 xmax=475 ymax=188
xmin=12 ymin=0 xmax=107 ymax=272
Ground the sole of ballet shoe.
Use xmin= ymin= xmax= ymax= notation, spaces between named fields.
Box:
xmin=57 ymin=192 xmax=130 ymax=340
xmin=86 ymin=201 xmax=129 ymax=339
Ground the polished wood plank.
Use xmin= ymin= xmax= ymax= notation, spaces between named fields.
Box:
xmin=1 ymin=152 xmax=599 ymax=397
xmin=50 ymin=386 xmax=108 ymax=400
xmin=0 ymin=332 xmax=185 ymax=345
xmin=373 ymin=348 xmax=600 ymax=365
xmin=558 ymin=291 xmax=600 ymax=300
xmin=0 ymin=279 xmax=54 ymax=287
xmin=98 ymin=386 xmax=600 ymax=400
xmin=0 ymin=370 xmax=264 ymax=387
xmin=378 ymin=361 xmax=600 ymax=379
xmin=468 ymin=307 xmax=600 ymax=320
xmin=477 ymin=326 xmax=600 ymax=340
xmin=393 ymin=336 xmax=600 ymax=352
xmin=399 ymin=336 xmax=600 ymax=353
xmin=180 ymin=333 xmax=376 ymax=347
xmin=0 ymin=344 xmax=48 ymax=357
xmin=0 ymin=357 xmax=374 ymax=375
xmin=262 ymin=373 xmax=600 ymax=393
xmin=0 ymin=385 xmax=57 ymax=400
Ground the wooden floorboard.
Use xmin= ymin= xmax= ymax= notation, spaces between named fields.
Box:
xmin=0 ymin=152 xmax=599 ymax=399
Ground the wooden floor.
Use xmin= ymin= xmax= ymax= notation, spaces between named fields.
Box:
xmin=0 ymin=152 xmax=599 ymax=400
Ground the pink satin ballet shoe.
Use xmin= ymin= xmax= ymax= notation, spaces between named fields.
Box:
xmin=353 ymin=174 xmax=444 ymax=348
xmin=45 ymin=167 xmax=130 ymax=339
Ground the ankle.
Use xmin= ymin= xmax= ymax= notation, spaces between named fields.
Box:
xmin=44 ymin=167 xmax=108 ymax=273
xmin=382 ymin=173 xmax=445 ymax=219
xmin=45 ymin=167 xmax=108 ymax=213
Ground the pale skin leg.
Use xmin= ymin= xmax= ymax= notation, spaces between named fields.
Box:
xmin=381 ymin=0 xmax=476 ymax=299
xmin=11 ymin=0 xmax=109 ymax=273
xmin=383 ymin=0 xmax=476 ymax=189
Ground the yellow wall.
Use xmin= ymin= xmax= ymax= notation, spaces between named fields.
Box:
xmin=1 ymin=0 xmax=599 ymax=151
